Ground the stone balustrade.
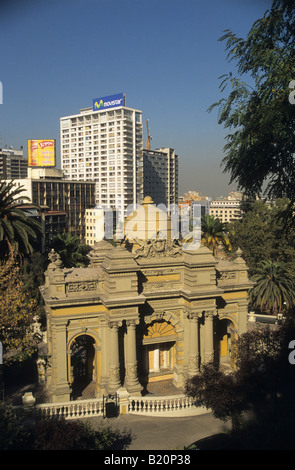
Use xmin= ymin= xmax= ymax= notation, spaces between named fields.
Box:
xmin=35 ymin=398 xmax=105 ymax=420
xmin=128 ymin=394 xmax=206 ymax=417
xmin=18 ymin=389 xmax=207 ymax=421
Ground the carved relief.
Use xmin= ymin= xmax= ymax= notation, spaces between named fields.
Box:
xmin=144 ymin=319 xmax=176 ymax=340
xmin=220 ymin=272 xmax=237 ymax=280
xmin=149 ymin=299 xmax=179 ymax=308
xmin=109 ymin=366 xmax=120 ymax=382
xmin=146 ymin=282 xmax=165 ymax=290
xmin=134 ymin=236 xmax=183 ymax=259
xmin=145 ymin=268 xmax=177 ymax=276
xmin=189 ymin=355 xmax=199 ymax=371
xmin=67 ymin=281 xmax=97 ymax=293
xmin=125 ymin=364 xmax=137 ymax=379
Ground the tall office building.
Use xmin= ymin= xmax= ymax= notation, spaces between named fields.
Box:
xmin=142 ymin=148 xmax=178 ymax=206
xmin=0 ymin=147 xmax=28 ymax=179
xmin=12 ymin=168 xmax=95 ymax=241
xmin=60 ymin=94 xmax=143 ymax=217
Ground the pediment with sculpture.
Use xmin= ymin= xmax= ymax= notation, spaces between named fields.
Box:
xmin=134 ymin=235 xmax=183 ymax=259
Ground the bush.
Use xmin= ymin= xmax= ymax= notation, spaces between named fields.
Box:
xmin=0 ymin=404 xmax=132 ymax=450
xmin=0 ymin=404 xmax=29 ymax=450
xmin=31 ymin=417 xmax=132 ymax=450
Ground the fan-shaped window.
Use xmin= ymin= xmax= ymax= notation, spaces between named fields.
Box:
xmin=142 ymin=320 xmax=177 ymax=375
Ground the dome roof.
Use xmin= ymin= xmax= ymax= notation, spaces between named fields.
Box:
xmin=124 ymin=196 xmax=173 ymax=241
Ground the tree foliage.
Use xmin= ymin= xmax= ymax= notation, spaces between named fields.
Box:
xmin=0 ymin=404 xmax=29 ymax=450
xmin=30 ymin=418 xmax=132 ymax=450
xmin=228 ymin=199 xmax=295 ymax=277
xmin=20 ymin=252 xmax=47 ymax=316
xmin=50 ymin=232 xmax=91 ymax=268
xmin=186 ymin=321 xmax=295 ymax=432
xmin=201 ymin=214 xmax=231 ymax=255
xmin=0 ymin=253 xmax=39 ymax=363
xmin=249 ymin=260 xmax=295 ymax=313
xmin=0 ymin=178 xmax=43 ymax=259
xmin=209 ymin=0 xmax=295 ymax=206
xmin=233 ymin=323 xmax=295 ymax=413
xmin=0 ymin=410 xmax=132 ymax=450
xmin=185 ymin=363 xmax=247 ymax=429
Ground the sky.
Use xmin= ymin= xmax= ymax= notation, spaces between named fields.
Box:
xmin=0 ymin=0 xmax=273 ymax=198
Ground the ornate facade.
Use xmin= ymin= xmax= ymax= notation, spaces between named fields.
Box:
xmin=40 ymin=199 xmax=252 ymax=403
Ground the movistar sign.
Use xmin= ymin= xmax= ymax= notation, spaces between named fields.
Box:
xmin=93 ymin=93 xmax=125 ymax=111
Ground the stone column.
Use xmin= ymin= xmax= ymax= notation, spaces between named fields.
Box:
xmin=51 ymin=321 xmax=71 ymax=402
xmin=94 ymin=345 xmax=101 ymax=397
xmin=188 ymin=313 xmax=199 ymax=376
xmin=204 ymin=311 xmax=215 ymax=363
xmin=238 ymin=299 xmax=249 ymax=335
xmin=107 ymin=321 xmax=121 ymax=393
xmin=67 ymin=349 xmax=72 ymax=384
xmin=124 ymin=320 xmax=142 ymax=395
xmin=99 ymin=321 xmax=108 ymax=395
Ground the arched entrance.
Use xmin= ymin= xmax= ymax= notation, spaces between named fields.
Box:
xmin=215 ymin=318 xmax=236 ymax=369
xmin=69 ymin=334 xmax=97 ymax=399
xmin=141 ymin=319 xmax=177 ymax=390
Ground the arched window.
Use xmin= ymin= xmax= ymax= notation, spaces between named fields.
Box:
xmin=142 ymin=320 xmax=177 ymax=376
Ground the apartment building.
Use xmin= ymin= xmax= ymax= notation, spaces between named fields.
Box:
xmin=209 ymin=199 xmax=241 ymax=223
xmin=12 ymin=168 xmax=95 ymax=241
xmin=60 ymin=94 xmax=143 ymax=217
xmin=0 ymin=147 xmax=28 ymax=179
xmin=85 ymin=207 xmax=114 ymax=245
xmin=142 ymin=148 xmax=178 ymax=206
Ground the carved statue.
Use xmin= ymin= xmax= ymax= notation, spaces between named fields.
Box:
xmin=47 ymin=249 xmax=64 ymax=270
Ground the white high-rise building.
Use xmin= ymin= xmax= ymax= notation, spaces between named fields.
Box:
xmin=60 ymin=94 xmax=143 ymax=216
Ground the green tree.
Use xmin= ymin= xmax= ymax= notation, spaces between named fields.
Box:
xmin=30 ymin=418 xmax=132 ymax=450
xmin=268 ymin=199 xmax=295 ymax=269
xmin=0 ymin=410 xmax=132 ymax=450
xmin=185 ymin=363 xmax=247 ymax=431
xmin=209 ymin=0 xmax=295 ymax=207
xmin=229 ymin=201 xmax=275 ymax=273
xmin=228 ymin=199 xmax=295 ymax=276
xmin=0 ymin=178 xmax=43 ymax=259
xmin=249 ymin=260 xmax=295 ymax=314
xmin=20 ymin=252 xmax=47 ymax=328
xmin=0 ymin=253 xmax=39 ymax=364
xmin=186 ymin=322 xmax=295 ymax=436
xmin=0 ymin=404 xmax=29 ymax=450
xmin=201 ymin=214 xmax=231 ymax=255
xmin=233 ymin=323 xmax=295 ymax=419
xmin=50 ymin=232 xmax=91 ymax=268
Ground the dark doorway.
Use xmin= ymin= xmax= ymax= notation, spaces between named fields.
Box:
xmin=70 ymin=335 xmax=95 ymax=399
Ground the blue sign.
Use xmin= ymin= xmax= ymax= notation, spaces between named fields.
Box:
xmin=93 ymin=93 xmax=125 ymax=111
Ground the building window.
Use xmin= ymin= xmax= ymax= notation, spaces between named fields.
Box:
xmin=147 ymin=342 xmax=175 ymax=373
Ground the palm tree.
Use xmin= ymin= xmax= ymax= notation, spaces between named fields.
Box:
xmin=201 ymin=214 xmax=231 ymax=255
xmin=250 ymin=260 xmax=295 ymax=314
xmin=0 ymin=178 xmax=43 ymax=258
xmin=50 ymin=232 xmax=91 ymax=267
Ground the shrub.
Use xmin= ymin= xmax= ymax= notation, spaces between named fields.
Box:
xmin=31 ymin=417 xmax=132 ymax=450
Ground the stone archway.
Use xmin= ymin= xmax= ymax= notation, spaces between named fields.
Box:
xmin=141 ymin=319 xmax=178 ymax=391
xmin=69 ymin=334 xmax=99 ymax=399
xmin=215 ymin=318 xmax=237 ymax=369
